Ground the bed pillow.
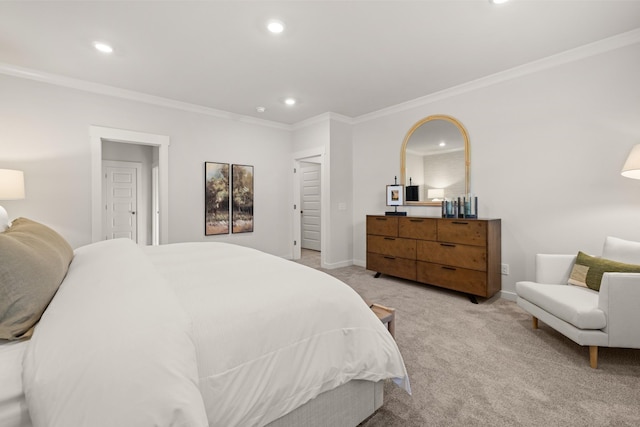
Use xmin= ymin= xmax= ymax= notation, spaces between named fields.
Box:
xmin=568 ymin=251 xmax=640 ymax=291
xmin=0 ymin=217 xmax=73 ymax=339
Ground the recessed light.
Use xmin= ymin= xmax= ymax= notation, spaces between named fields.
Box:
xmin=284 ymin=98 xmax=296 ymax=106
xmin=439 ymin=142 xmax=446 ymax=147
xmin=490 ymin=0 xmax=510 ymax=4
xmin=267 ymin=20 xmax=285 ymax=34
xmin=93 ymin=41 xmax=113 ymax=54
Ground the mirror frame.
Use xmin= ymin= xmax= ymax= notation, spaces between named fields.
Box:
xmin=400 ymin=114 xmax=470 ymax=206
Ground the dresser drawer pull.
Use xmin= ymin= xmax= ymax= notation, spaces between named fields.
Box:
xmin=442 ymin=266 xmax=457 ymax=271
xmin=452 ymin=221 xmax=469 ymax=225
xmin=440 ymin=243 xmax=456 ymax=247
xmin=409 ymin=219 xmax=423 ymax=222
xmin=384 ymin=237 xmax=396 ymax=241
xmin=375 ymin=218 xmax=388 ymax=221
xmin=384 ymin=256 xmax=396 ymax=260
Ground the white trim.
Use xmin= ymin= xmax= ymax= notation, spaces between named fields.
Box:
xmin=90 ymin=126 xmax=170 ymax=244
xmin=292 ymin=147 xmax=328 ymax=268
xmin=291 ymin=112 xmax=354 ymax=130
xmin=0 ymin=62 xmax=290 ymax=131
xmin=499 ymin=290 xmax=518 ymax=302
xmin=353 ymin=28 xmax=640 ymax=124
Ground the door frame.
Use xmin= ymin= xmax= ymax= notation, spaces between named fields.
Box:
xmin=292 ymin=147 xmax=327 ymax=267
xmin=102 ymin=160 xmax=143 ymax=243
xmin=91 ymin=126 xmax=170 ymax=244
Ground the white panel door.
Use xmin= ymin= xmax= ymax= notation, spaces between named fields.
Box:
xmin=104 ymin=163 xmax=139 ymax=242
xmin=301 ymin=163 xmax=321 ymax=251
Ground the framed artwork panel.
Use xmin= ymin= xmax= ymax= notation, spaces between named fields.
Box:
xmin=232 ymin=164 xmax=254 ymax=233
xmin=204 ymin=162 xmax=230 ymax=235
xmin=386 ymin=184 xmax=404 ymax=206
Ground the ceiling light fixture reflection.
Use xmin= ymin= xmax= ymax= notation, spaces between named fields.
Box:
xmin=267 ymin=20 xmax=285 ymax=34
xmin=490 ymin=0 xmax=510 ymax=4
xmin=256 ymin=106 xmax=266 ymax=113
xmin=93 ymin=42 xmax=113 ymax=54
xmin=284 ymin=98 xmax=296 ymax=106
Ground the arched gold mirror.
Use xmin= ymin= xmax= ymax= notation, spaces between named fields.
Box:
xmin=400 ymin=115 xmax=470 ymax=206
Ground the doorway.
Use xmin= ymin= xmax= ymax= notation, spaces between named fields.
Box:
xmin=292 ymin=147 xmax=326 ymax=267
xmin=300 ymin=161 xmax=321 ymax=251
xmin=90 ymin=126 xmax=170 ymax=245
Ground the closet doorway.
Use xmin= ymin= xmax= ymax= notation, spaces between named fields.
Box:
xmin=300 ymin=161 xmax=321 ymax=252
xmin=292 ymin=147 xmax=326 ymax=267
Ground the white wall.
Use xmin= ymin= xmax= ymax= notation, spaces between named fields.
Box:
xmin=0 ymin=74 xmax=293 ymax=256
xmin=328 ymin=118 xmax=353 ymax=267
xmin=353 ymin=43 xmax=640 ymax=297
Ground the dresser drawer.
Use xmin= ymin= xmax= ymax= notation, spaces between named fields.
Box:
xmin=417 ymin=261 xmax=488 ymax=297
xmin=437 ymin=220 xmax=487 ymax=246
xmin=399 ymin=217 xmax=437 ymax=240
xmin=366 ymin=216 xmax=398 ymax=237
xmin=367 ymin=235 xmax=416 ymax=259
xmin=417 ymin=240 xmax=487 ymax=271
xmin=367 ymin=253 xmax=417 ymax=281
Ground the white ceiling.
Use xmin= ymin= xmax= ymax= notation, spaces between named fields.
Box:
xmin=1 ymin=1 xmax=639 ymax=125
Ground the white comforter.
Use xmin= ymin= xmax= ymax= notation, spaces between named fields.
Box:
xmin=23 ymin=239 xmax=409 ymax=427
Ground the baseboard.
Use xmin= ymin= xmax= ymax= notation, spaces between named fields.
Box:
xmin=499 ymin=290 xmax=517 ymax=302
xmin=323 ymin=259 xmax=354 ymax=269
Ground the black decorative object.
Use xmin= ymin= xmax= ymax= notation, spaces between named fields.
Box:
xmin=405 ymin=177 xmax=419 ymax=202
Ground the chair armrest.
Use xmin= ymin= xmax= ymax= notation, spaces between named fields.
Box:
xmin=535 ymin=254 xmax=576 ymax=285
xmin=598 ymin=272 xmax=640 ymax=348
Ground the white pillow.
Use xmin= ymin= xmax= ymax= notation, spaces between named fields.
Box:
xmin=602 ymin=236 xmax=640 ymax=265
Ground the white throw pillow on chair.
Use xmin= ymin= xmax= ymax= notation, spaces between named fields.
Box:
xmin=602 ymin=236 xmax=640 ymax=265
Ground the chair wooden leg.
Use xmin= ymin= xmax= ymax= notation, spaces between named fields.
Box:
xmin=589 ymin=346 xmax=598 ymax=369
xmin=532 ymin=316 xmax=538 ymax=329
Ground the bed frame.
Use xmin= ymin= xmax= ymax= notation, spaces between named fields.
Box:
xmin=3 ymin=379 xmax=383 ymax=427
xmin=267 ymin=380 xmax=383 ymax=427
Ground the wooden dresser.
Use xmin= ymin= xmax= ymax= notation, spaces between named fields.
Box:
xmin=366 ymin=215 xmax=501 ymax=300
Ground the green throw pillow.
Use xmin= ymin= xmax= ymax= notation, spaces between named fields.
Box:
xmin=568 ymin=251 xmax=640 ymax=291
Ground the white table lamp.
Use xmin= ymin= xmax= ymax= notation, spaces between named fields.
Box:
xmin=428 ymin=188 xmax=444 ymax=201
xmin=622 ymin=144 xmax=640 ymax=180
xmin=0 ymin=169 xmax=25 ymax=231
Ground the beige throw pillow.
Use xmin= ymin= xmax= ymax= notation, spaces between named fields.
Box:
xmin=0 ymin=218 xmax=73 ymax=339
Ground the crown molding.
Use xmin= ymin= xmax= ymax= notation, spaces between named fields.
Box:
xmin=0 ymin=62 xmax=292 ymax=131
xmin=291 ymin=111 xmax=354 ymax=131
xmin=353 ymin=28 xmax=640 ymax=124
xmin=2 ymin=27 xmax=639 ymax=131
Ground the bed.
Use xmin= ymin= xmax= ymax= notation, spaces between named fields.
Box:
xmin=0 ymin=218 xmax=410 ymax=427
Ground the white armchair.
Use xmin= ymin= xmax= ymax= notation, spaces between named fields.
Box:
xmin=515 ymin=237 xmax=640 ymax=368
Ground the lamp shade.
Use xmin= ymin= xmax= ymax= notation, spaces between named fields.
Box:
xmin=621 ymin=145 xmax=640 ymax=180
xmin=427 ymin=188 xmax=444 ymax=200
xmin=0 ymin=169 xmax=25 ymax=200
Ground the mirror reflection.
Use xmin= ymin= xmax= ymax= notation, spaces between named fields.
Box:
xmin=401 ymin=115 xmax=469 ymax=206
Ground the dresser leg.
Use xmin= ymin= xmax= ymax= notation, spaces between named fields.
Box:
xmin=467 ymin=294 xmax=478 ymax=304
xmin=374 ymin=272 xmax=381 ymax=278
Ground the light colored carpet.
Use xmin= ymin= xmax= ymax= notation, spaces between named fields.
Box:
xmin=297 ymin=252 xmax=640 ymax=427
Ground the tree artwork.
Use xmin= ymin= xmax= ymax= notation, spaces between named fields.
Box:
xmin=204 ymin=162 xmax=229 ymax=235
xmin=232 ymin=164 xmax=254 ymax=233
